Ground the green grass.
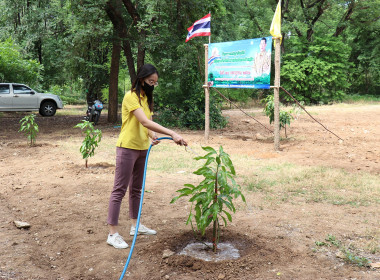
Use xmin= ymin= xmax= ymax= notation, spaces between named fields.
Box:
xmin=315 ymin=234 xmax=371 ymax=267
xmin=240 ymin=160 xmax=380 ymax=206
xmin=147 ymin=143 xmax=203 ymax=172
xmin=56 ymin=105 xmax=99 ymax=116
xmin=342 ymin=94 xmax=380 ymax=104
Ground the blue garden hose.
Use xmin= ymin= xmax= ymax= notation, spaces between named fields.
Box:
xmin=119 ymin=137 xmax=174 ymax=280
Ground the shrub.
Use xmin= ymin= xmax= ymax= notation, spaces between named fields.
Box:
xmin=281 ymin=37 xmax=352 ymax=104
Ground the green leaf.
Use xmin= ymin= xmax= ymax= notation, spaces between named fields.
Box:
xmin=201 ymin=146 xmax=217 ymax=155
xmin=240 ymin=193 xmax=246 ymax=203
xmin=176 ymin=187 xmax=192 ymax=194
xmin=221 ymin=215 xmax=227 ymax=226
xmin=205 ymin=156 xmax=215 ymax=166
xmin=186 ymin=213 xmax=193 ymax=225
xmin=216 ymin=156 xmax=221 ymax=165
xmin=221 ymin=154 xmax=235 ymax=175
xmin=194 ymin=156 xmax=205 ymax=160
xmin=170 ymin=196 xmax=181 ymax=204
xmin=223 ymin=210 xmax=232 ymax=222
xmin=219 ymin=146 xmax=224 ymax=154
xmin=193 ymin=166 xmax=214 ymax=177
xmin=195 ymin=205 xmax=201 ymax=219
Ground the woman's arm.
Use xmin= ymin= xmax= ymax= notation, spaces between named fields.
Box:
xmin=133 ymin=108 xmax=187 ymax=145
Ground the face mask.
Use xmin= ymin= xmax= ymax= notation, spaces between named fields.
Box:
xmin=142 ymin=82 xmax=154 ymax=94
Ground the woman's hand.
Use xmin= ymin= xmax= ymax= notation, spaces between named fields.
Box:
xmin=151 ymin=134 xmax=160 ymax=146
xmin=171 ymin=132 xmax=187 ymax=146
xmin=149 ymin=132 xmax=160 ymax=146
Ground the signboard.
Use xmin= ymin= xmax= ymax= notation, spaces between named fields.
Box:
xmin=208 ymin=37 xmax=272 ymax=89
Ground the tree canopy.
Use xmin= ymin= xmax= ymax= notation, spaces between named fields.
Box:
xmin=0 ymin=0 xmax=378 ymax=127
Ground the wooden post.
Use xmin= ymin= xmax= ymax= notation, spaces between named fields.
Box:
xmin=274 ymin=38 xmax=281 ymax=151
xmin=204 ymin=44 xmax=210 ymax=141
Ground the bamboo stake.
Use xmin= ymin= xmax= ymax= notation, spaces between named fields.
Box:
xmin=204 ymin=44 xmax=209 ymax=141
xmin=274 ymin=38 xmax=281 ymax=150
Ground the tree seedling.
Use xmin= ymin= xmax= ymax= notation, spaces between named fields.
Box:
xmin=263 ymin=94 xmax=294 ymax=137
xmin=171 ymin=146 xmax=245 ymax=252
xmin=74 ymin=120 xmax=102 ymax=168
xmin=19 ymin=114 xmax=39 ymax=146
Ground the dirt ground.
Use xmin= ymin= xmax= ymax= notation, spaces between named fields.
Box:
xmin=0 ymin=103 xmax=379 ymax=280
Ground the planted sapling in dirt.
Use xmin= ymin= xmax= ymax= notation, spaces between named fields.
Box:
xmin=171 ymin=146 xmax=245 ymax=252
xmin=19 ymin=114 xmax=39 ymax=146
xmin=263 ymin=94 xmax=294 ymax=137
xmin=74 ymin=120 xmax=102 ymax=168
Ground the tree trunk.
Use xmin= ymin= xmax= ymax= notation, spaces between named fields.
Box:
xmin=122 ymin=40 xmax=137 ymax=84
xmin=36 ymin=38 xmax=42 ymax=64
xmin=108 ymin=32 xmax=121 ymax=123
xmin=105 ymin=0 xmax=137 ymax=84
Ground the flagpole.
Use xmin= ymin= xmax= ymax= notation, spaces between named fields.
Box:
xmin=270 ymin=0 xmax=282 ymax=151
xmin=204 ymin=11 xmax=211 ymax=141
xmin=209 ymin=11 xmax=211 ymax=44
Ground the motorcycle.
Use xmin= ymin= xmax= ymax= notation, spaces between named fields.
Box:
xmin=86 ymin=100 xmax=103 ymax=125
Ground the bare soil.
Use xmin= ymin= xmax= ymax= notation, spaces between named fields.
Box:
xmin=0 ymin=104 xmax=379 ymax=280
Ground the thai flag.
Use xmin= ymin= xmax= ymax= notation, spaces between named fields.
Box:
xmin=185 ymin=14 xmax=211 ymax=42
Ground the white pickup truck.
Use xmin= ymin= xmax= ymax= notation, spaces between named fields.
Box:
xmin=0 ymin=83 xmax=64 ymax=116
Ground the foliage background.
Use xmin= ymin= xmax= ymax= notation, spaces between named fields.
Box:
xmin=0 ymin=0 xmax=378 ymax=127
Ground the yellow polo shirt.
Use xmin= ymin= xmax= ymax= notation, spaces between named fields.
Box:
xmin=116 ymin=90 xmax=152 ymax=150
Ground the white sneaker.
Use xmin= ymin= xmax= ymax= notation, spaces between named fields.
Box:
xmin=107 ymin=233 xmax=128 ymax=249
xmin=130 ymin=224 xmax=157 ymax=236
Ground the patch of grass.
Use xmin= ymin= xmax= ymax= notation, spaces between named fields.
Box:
xmin=55 ymin=105 xmax=109 ymax=116
xmin=245 ymin=179 xmax=276 ymax=192
xmin=315 ymin=234 xmax=371 ymax=267
xmin=342 ymin=94 xmax=380 ymax=104
xmin=147 ymin=143 xmax=203 ymax=173
xmin=241 ymin=162 xmax=380 ymax=206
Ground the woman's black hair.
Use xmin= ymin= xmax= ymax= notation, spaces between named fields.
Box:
xmin=131 ymin=64 xmax=158 ymax=112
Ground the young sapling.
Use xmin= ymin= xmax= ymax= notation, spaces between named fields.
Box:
xmin=19 ymin=114 xmax=39 ymax=146
xmin=74 ymin=120 xmax=102 ymax=168
xmin=171 ymin=146 xmax=245 ymax=252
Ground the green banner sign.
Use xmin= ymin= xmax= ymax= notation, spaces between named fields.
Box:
xmin=208 ymin=37 xmax=272 ymax=89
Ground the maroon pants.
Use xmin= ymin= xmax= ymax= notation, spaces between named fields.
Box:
xmin=107 ymin=147 xmax=147 ymax=225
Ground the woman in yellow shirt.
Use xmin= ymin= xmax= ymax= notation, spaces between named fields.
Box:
xmin=106 ymin=64 xmax=187 ymax=249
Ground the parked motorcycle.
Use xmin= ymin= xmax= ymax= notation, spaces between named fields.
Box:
xmin=86 ymin=100 xmax=103 ymax=125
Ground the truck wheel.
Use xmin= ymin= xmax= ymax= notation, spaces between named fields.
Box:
xmin=40 ymin=101 xmax=57 ymax=116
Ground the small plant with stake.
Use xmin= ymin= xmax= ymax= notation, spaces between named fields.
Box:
xmin=74 ymin=120 xmax=102 ymax=168
xmin=263 ymin=94 xmax=294 ymax=138
xmin=19 ymin=114 xmax=39 ymax=146
xmin=171 ymin=146 xmax=245 ymax=252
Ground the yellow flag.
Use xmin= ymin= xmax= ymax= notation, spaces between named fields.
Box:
xmin=270 ymin=0 xmax=282 ymax=45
